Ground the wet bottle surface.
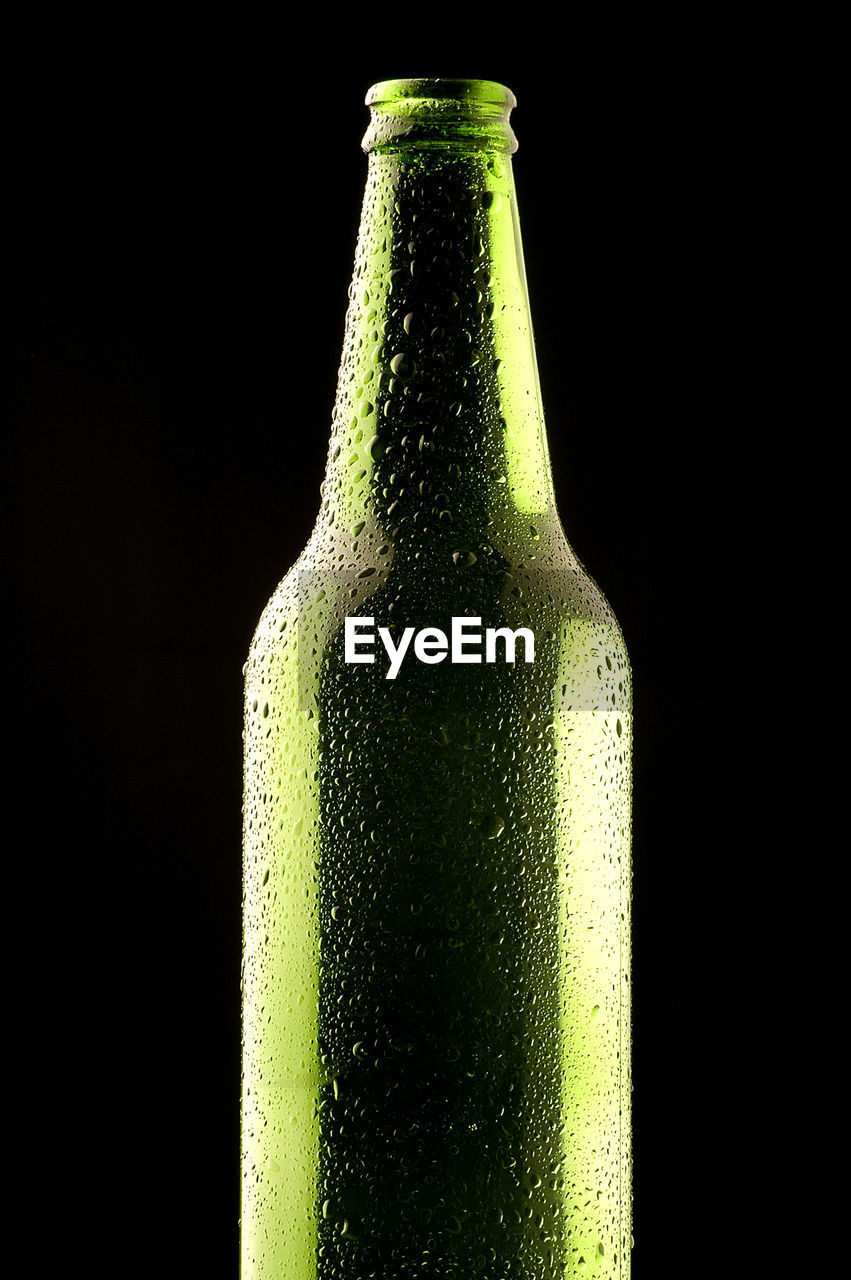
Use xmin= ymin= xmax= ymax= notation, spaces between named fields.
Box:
xmin=242 ymin=79 xmax=631 ymax=1278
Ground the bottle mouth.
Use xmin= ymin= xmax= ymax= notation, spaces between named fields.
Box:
xmin=362 ymin=78 xmax=518 ymax=155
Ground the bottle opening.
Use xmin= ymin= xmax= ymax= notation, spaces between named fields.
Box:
xmin=363 ymin=77 xmax=518 ymax=155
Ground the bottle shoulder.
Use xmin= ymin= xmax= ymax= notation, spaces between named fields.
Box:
xmin=247 ymin=516 xmax=627 ymax=667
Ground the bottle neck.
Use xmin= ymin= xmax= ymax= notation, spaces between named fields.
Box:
xmin=319 ymin=144 xmax=556 ymax=558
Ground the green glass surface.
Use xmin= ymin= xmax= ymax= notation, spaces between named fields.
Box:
xmin=241 ymin=78 xmax=632 ymax=1279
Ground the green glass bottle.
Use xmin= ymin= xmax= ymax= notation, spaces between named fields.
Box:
xmin=241 ymin=78 xmax=631 ymax=1279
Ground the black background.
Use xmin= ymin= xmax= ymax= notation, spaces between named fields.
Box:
xmin=5 ymin=27 xmax=799 ymax=1278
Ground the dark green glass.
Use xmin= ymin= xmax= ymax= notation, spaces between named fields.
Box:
xmin=242 ymin=78 xmax=632 ymax=1279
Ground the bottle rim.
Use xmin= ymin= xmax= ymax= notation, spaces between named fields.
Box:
xmin=366 ymin=78 xmax=516 ymax=111
xmin=363 ymin=78 xmax=518 ymax=155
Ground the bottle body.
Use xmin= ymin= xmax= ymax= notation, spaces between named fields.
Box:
xmin=242 ymin=81 xmax=631 ymax=1279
